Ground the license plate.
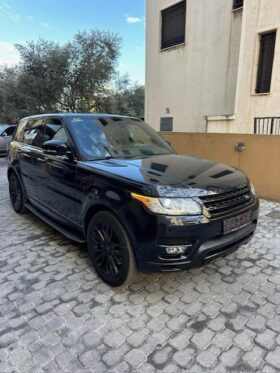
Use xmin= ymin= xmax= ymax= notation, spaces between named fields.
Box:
xmin=223 ymin=211 xmax=252 ymax=235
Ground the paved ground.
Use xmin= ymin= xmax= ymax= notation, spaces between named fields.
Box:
xmin=0 ymin=157 xmax=280 ymax=373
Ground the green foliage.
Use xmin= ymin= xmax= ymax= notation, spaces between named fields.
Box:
xmin=0 ymin=30 xmax=145 ymax=124
xmin=0 ymin=66 xmax=27 ymax=123
xmin=105 ymin=74 xmax=145 ymax=118
xmin=16 ymin=39 xmax=69 ymax=113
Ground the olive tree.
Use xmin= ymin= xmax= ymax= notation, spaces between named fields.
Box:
xmin=0 ymin=29 xmax=145 ymax=123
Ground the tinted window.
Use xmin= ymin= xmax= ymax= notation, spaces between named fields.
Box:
xmin=23 ymin=119 xmax=45 ymax=148
xmin=68 ymin=116 xmax=174 ymax=160
xmin=44 ymin=118 xmax=64 ymax=141
xmin=4 ymin=126 xmax=16 ymax=136
xmin=53 ymin=127 xmax=69 ymax=143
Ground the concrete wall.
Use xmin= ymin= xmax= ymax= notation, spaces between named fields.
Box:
xmin=209 ymin=0 xmax=280 ymax=133
xmin=161 ymin=132 xmax=280 ymax=202
xmin=145 ymin=0 xmax=242 ymax=132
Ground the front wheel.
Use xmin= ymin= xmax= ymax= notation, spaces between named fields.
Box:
xmin=8 ymin=172 xmax=28 ymax=214
xmin=87 ymin=211 xmax=137 ymax=287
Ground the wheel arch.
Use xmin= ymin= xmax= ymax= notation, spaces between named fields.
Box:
xmin=7 ymin=163 xmax=20 ymax=180
xmin=7 ymin=163 xmax=26 ymax=194
xmin=84 ymin=203 xmax=120 ymax=235
xmin=83 ymin=203 xmax=137 ymax=254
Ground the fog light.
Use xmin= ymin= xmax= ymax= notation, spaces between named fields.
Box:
xmin=166 ymin=245 xmax=192 ymax=255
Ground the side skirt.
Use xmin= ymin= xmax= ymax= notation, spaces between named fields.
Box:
xmin=25 ymin=203 xmax=86 ymax=243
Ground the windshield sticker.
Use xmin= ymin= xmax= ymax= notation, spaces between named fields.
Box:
xmin=71 ymin=118 xmax=83 ymax=122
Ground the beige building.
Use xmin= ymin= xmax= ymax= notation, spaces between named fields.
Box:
xmin=145 ymin=0 xmax=280 ymax=134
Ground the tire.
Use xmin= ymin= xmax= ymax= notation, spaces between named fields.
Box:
xmin=87 ymin=211 xmax=137 ymax=287
xmin=8 ymin=172 xmax=28 ymax=214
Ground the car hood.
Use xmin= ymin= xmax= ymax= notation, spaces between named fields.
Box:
xmin=80 ymin=153 xmax=248 ymax=197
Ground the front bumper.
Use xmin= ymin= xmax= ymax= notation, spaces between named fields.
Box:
xmin=135 ymin=202 xmax=259 ymax=273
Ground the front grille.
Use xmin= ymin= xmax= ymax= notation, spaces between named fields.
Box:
xmin=199 ymin=186 xmax=253 ymax=219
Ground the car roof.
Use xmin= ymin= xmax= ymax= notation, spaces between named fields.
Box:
xmin=21 ymin=113 xmax=141 ymax=121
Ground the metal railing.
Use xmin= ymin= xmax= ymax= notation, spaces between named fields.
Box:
xmin=254 ymin=117 xmax=280 ymax=135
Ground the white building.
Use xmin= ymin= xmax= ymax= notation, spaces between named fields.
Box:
xmin=145 ymin=0 xmax=280 ymax=134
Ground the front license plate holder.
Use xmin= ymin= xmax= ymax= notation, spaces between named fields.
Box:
xmin=223 ymin=211 xmax=252 ymax=235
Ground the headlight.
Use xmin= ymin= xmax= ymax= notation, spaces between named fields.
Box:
xmin=131 ymin=193 xmax=202 ymax=215
xmin=250 ymin=182 xmax=256 ymax=196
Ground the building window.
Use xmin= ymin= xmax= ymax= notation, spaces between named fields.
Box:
xmin=160 ymin=117 xmax=173 ymax=131
xmin=161 ymin=1 xmax=186 ymax=49
xmin=233 ymin=0 xmax=243 ymax=10
xmin=256 ymin=31 xmax=276 ymax=94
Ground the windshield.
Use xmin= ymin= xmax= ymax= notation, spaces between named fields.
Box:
xmin=0 ymin=126 xmax=8 ymax=135
xmin=68 ymin=116 xmax=174 ymax=160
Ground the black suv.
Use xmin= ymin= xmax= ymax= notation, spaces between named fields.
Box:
xmin=8 ymin=114 xmax=259 ymax=286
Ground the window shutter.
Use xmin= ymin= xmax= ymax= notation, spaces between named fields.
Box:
xmin=161 ymin=1 xmax=186 ymax=49
xmin=256 ymin=32 xmax=276 ymax=94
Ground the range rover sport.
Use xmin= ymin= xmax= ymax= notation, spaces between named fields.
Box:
xmin=7 ymin=114 xmax=259 ymax=287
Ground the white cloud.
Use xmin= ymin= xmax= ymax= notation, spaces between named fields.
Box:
xmin=125 ymin=15 xmax=144 ymax=24
xmin=41 ymin=21 xmax=50 ymax=28
xmin=0 ymin=41 xmax=20 ymax=66
xmin=0 ymin=1 xmax=21 ymax=23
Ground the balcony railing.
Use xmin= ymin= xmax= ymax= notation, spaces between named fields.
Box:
xmin=254 ymin=117 xmax=280 ymax=135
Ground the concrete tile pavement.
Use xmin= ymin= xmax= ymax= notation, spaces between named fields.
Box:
xmin=0 ymin=157 xmax=280 ymax=372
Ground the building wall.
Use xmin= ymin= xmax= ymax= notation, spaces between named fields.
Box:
xmin=209 ymin=0 xmax=280 ymax=133
xmin=146 ymin=0 xmax=280 ymax=134
xmin=234 ymin=0 xmax=280 ymax=133
xmin=145 ymin=0 xmax=242 ymax=132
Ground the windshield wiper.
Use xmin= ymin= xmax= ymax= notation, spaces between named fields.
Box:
xmin=87 ymin=155 xmax=113 ymax=161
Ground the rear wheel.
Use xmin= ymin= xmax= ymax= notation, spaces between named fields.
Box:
xmin=87 ymin=211 xmax=137 ymax=287
xmin=9 ymin=172 xmax=27 ymax=214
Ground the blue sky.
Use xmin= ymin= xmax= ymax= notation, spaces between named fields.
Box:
xmin=0 ymin=0 xmax=146 ymax=84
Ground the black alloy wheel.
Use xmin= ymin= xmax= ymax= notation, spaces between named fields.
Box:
xmin=87 ymin=211 xmax=137 ymax=287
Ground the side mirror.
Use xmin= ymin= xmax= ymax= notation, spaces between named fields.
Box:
xmin=1 ymin=132 xmax=7 ymax=137
xmin=42 ymin=139 xmax=69 ymax=156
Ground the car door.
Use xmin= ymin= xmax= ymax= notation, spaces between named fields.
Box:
xmin=19 ymin=118 xmax=45 ymax=201
xmin=0 ymin=127 xmax=8 ymax=152
xmin=37 ymin=117 xmax=78 ymax=224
